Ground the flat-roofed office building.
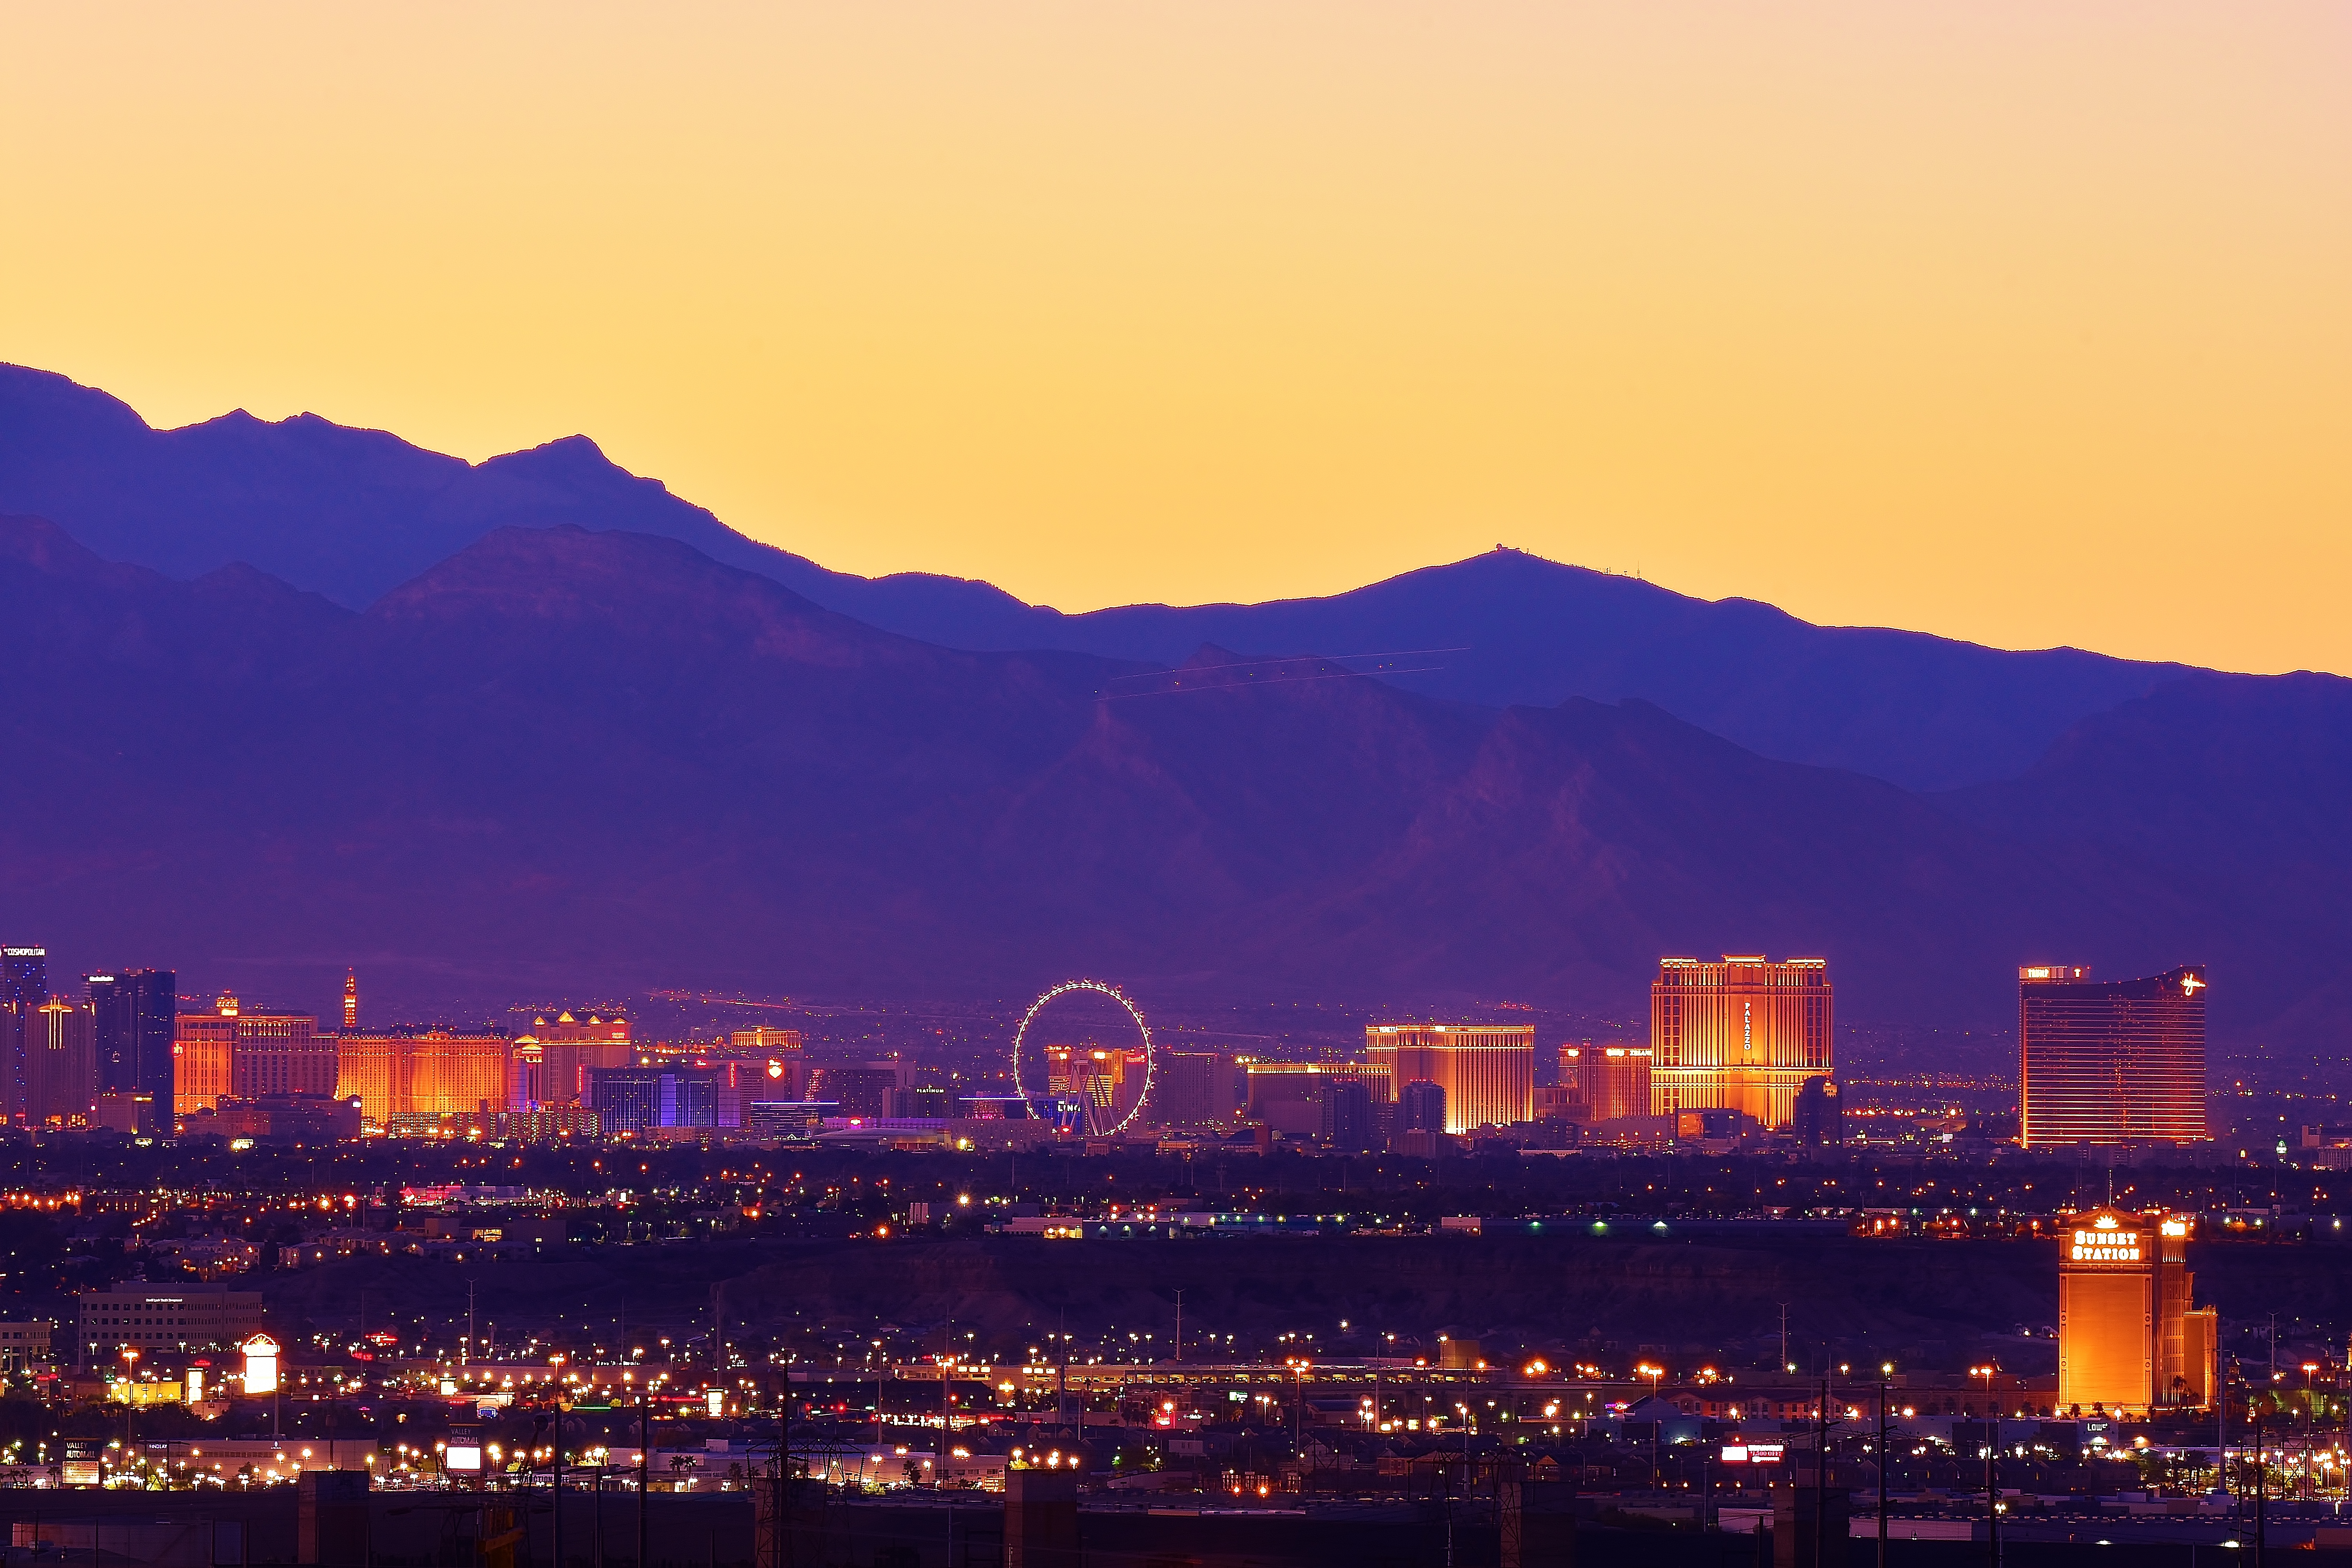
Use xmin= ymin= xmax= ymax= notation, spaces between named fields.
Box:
xmin=1650 ymin=956 xmax=1832 ymax=1129
xmin=2018 ymin=965 xmax=2207 ymax=1148
xmin=76 ymin=1287 xmax=265 ymax=1365
xmin=1363 ymin=1025 xmax=1533 ymax=1134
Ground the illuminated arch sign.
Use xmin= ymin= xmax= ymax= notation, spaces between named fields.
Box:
xmin=243 ymin=1333 xmax=281 ymax=1395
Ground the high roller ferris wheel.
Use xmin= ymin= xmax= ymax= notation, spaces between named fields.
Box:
xmin=1010 ymin=978 xmax=1155 ymax=1137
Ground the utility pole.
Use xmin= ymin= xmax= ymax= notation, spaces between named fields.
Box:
xmin=553 ymin=1410 xmax=567 ymax=1568
xmin=2218 ymin=1314 xmax=2228 ymax=1488
xmin=772 ymin=1377 xmax=790 ymax=1568
xmin=466 ymin=1279 xmax=477 ymax=1372
xmin=1983 ymin=1410 xmax=1998 ymax=1568
xmin=1877 ymin=1379 xmax=1890 ymax=1568
xmin=637 ymin=1386 xmax=650 ymax=1568
xmin=1780 ymin=1306 xmax=1790 ymax=1374
xmin=2254 ymin=1408 xmax=2267 ymax=1568
xmin=1173 ymin=1291 xmax=1183 ymax=1364
xmin=1814 ymin=1377 xmax=1829 ymax=1568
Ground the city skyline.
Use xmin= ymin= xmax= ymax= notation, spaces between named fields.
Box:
xmin=0 ymin=945 xmax=2233 ymax=1154
xmin=0 ymin=4 xmax=2338 ymax=1553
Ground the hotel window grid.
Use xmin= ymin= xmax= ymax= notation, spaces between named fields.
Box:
xmin=1648 ymin=956 xmax=1832 ymax=1129
xmin=2018 ymin=965 xmax=2207 ymax=1147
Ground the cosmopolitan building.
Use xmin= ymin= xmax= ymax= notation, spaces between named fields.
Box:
xmin=2057 ymin=1210 xmax=2217 ymax=1415
xmin=2018 ymin=965 xmax=2208 ymax=1147
xmin=1363 ymin=1025 xmax=1533 ymax=1134
xmin=1650 ymin=956 xmax=1833 ymax=1129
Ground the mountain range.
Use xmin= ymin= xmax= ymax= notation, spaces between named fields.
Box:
xmin=0 ymin=363 xmax=2192 ymax=792
xmin=2 ymin=363 xmax=2347 ymax=1062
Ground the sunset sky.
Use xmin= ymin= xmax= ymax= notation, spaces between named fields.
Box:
xmin=2 ymin=3 xmax=2345 ymax=673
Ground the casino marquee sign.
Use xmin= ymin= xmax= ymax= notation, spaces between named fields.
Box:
xmin=2067 ymin=1214 xmax=2148 ymax=1266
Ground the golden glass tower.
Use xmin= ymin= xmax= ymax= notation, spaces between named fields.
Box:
xmin=1363 ymin=1024 xmax=1534 ymax=1134
xmin=1649 ymin=955 xmax=1832 ymax=1129
xmin=2018 ymin=965 xmax=2207 ymax=1147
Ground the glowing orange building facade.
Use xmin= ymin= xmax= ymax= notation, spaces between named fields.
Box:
xmin=2018 ymin=965 xmax=2207 ymax=1147
xmin=26 ymin=1000 xmax=95 ymax=1128
xmin=1363 ymin=1024 xmax=1534 ymax=1133
xmin=1047 ymin=1045 xmax=1148 ymax=1133
xmin=1561 ymin=1043 xmax=1652 ymax=1122
xmin=336 ymin=1030 xmax=514 ymax=1123
xmin=512 ymin=1011 xmax=633 ymax=1107
xmin=172 ymin=996 xmax=331 ymax=1117
xmin=2057 ymin=1211 xmax=2217 ymax=1415
xmin=1650 ymin=956 xmax=1832 ymax=1129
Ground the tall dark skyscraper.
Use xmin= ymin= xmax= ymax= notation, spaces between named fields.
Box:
xmin=0 ymin=947 xmax=46 ymax=1009
xmin=1399 ymin=1079 xmax=1447 ymax=1134
xmin=0 ymin=947 xmax=47 ymax=1123
xmin=2018 ymin=964 xmax=2208 ymax=1147
xmin=87 ymin=969 xmax=178 ymax=1096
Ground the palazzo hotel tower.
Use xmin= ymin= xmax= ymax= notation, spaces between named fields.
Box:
xmin=1650 ymin=955 xmax=1832 ymax=1129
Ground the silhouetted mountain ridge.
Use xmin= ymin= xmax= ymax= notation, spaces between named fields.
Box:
xmin=1 ymin=512 xmax=2343 ymax=1061
xmin=0 ymin=361 xmax=2215 ymax=789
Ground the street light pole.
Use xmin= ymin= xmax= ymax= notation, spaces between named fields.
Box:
xmin=1814 ymin=1377 xmax=1829 ymax=1568
xmin=1982 ymin=1387 xmax=1998 ymax=1568
xmin=2254 ymin=1408 xmax=2267 ymax=1568
xmin=1878 ymin=1373 xmax=1891 ymax=1568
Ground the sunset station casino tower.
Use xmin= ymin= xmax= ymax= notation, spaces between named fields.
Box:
xmin=2056 ymin=1210 xmax=2217 ymax=1416
xmin=1648 ymin=956 xmax=1832 ymax=1129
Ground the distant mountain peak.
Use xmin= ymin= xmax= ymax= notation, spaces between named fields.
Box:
xmin=0 ymin=358 xmax=2214 ymax=789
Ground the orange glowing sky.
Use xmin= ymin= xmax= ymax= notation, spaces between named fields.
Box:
xmin=2 ymin=4 xmax=2346 ymax=671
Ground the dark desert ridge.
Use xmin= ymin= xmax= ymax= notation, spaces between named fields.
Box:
xmin=3 ymin=364 xmax=2350 ymax=1065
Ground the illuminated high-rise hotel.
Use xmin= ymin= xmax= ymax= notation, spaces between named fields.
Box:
xmin=1046 ymin=1045 xmax=1148 ymax=1134
xmin=173 ymin=995 xmax=334 ymax=1116
xmin=1649 ymin=956 xmax=1832 ymax=1129
xmin=1560 ymin=1043 xmax=1651 ymax=1122
xmin=337 ymin=1029 xmax=514 ymax=1122
xmin=2057 ymin=1210 xmax=2217 ymax=1414
xmin=1363 ymin=1024 xmax=1533 ymax=1133
xmin=2018 ymin=965 xmax=2207 ymax=1148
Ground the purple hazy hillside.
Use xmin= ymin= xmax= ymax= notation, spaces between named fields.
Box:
xmin=3 ymin=513 xmax=2346 ymax=1056
xmin=1 ymin=362 xmax=2195 ymax=790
